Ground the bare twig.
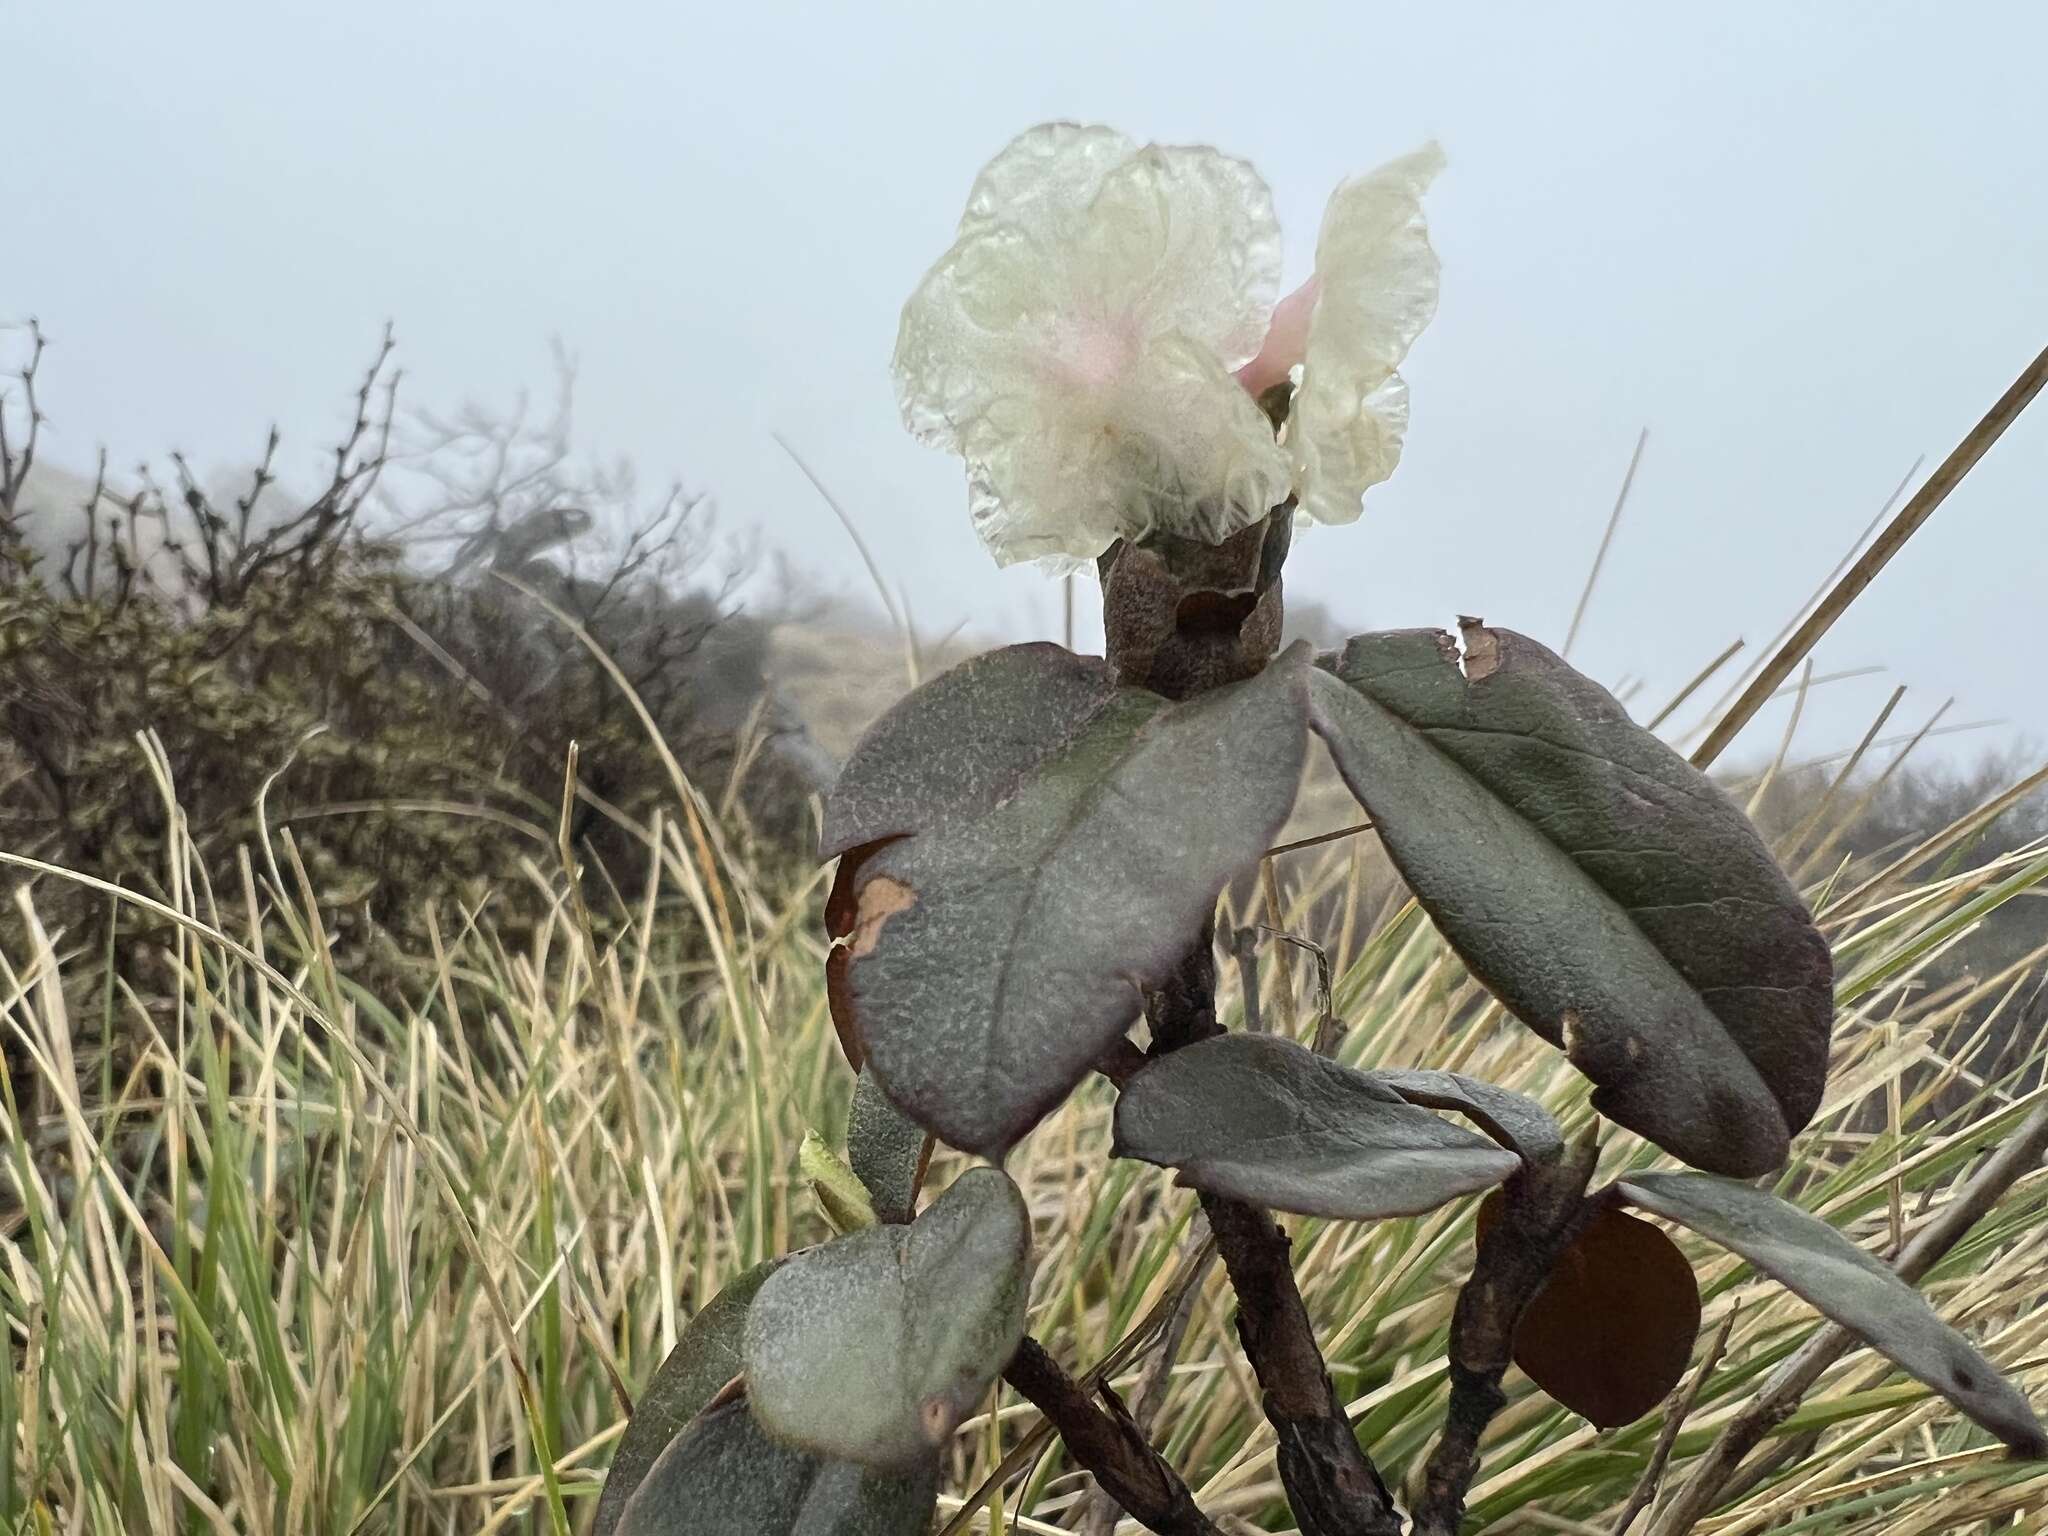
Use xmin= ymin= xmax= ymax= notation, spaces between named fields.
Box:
xmin=1611 ymin=1309 xmax=1739 ymax=1535
xmin=1253 ymin=925 xmax=1342 ymax=1055
xmin=939 ymin=1240 xmax=1219 ymax=1536
xmin=1075 ymin=1221 xmax=1218 ymax=1536
xmin=0 ymin=317 xmax=47 ymax=526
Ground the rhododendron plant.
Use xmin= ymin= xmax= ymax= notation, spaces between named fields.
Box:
xmin=598 ymin=125 xmax=2046 ymax=1536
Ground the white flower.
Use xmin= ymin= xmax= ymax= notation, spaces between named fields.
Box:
xmin=893 ymin=124 xmax=1443 ymax=569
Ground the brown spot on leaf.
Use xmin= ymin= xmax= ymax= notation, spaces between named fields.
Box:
xmin=1457 ymin=617 xmax=1502 ymax=682
xmin=851 ymin=877 xmax=917 ymax=958
xmin=825 ymin=837 xmax=903 ymax=941
xmin=918 ymin=1394 xmax=958 ymax=1444
xmin=824 ymin=840 xmax=902 ymax=1070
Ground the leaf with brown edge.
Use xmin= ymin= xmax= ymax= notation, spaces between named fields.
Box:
xmin=824 ymin=642 xmax=1310 ymax=1156
xmin=1476 ymin=1192 xmax=1700 ymax=1428
xmin=824 ymin=838 xmax=902 ymax=1070
xmin=1310 ymin=624 xmax=1832 ymax=1177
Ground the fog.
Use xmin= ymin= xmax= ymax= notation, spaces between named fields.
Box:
xmin=8 ymin=3 xmax=2046 ymax=765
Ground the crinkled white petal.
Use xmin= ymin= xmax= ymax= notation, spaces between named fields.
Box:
xmin=894 ymin=123 xmax=1291 ymax=566
xmin=961 ymin=332 xmax=1291 ymax=570
xmin=959 ymin=122 xmax=1136 ymax=243
xmin=1290 ymin=143 xmax=1444 ymax=525
xmin=1074 ymin=143 xmax=1282 ymax=368
xmin=892 ymin=223 xmax=1058 ymax=454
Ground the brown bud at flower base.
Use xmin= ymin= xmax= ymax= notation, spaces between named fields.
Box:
xmin=1099 ymin=503 xmax=1292 ymax=699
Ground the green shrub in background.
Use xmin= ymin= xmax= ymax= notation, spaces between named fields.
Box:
xmin=0 ymin=323 xmax=821 ymax=993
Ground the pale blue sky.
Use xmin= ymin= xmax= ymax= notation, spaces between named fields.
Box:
xmin=8 ymin=3 xmax=2046 ymax=765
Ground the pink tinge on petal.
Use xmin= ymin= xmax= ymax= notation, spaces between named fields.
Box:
xmin=1234 ymin=276 xmax=1321 ymax=398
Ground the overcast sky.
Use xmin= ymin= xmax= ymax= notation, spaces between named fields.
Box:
xmin=9 ymin=3 xmax=2046 ymax=768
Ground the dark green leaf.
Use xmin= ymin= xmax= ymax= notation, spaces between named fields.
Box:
xmin=826 ymin=643 xmax=1310 ymax=1155
xmin=744 ymin=1167 xmax=1030 ymax=1467
xmin=1618 ymin=1171 xmax=2047 ymax=1454
xmin=1113 ymin=1033 xmax=1520 ymax=1219
xmin=1477 ymin=1194 xmax=1700 ymax=1427
xmin=847 ymin=1066 xmax=930 ymax=1225
xmin=1310 ymin=624 xmax=1832 ymax=1177
xmin=595 ymin=1260 xmax=782 ymax=1536
xmin=1370 ymin=1067 xmax=1564 ymax=1164
xmin=821 ymin=643 xmax=1127 ymax=862
xmin=616 ymin=1399 xmax=938 ymax=1536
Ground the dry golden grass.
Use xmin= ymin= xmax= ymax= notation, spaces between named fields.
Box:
xmin=2 ymin=680 xmax=2045 ymax=1535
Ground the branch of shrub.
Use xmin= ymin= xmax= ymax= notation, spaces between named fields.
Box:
xmin=1003 ymin=1336 xmax=1220 ymax=1536
xmin=0 ymin=319 xmax=47 ymax=513
xmin=1074 ymin=1217 xmax=1217 ymax=1536
xmin=1146 ymin=925 xmax=1407 ymax=1536
xmin=1411 ymin=1130 xmax=1602 ymax=1536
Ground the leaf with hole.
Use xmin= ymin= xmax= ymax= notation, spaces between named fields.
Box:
xmin=1113 ymin=1033 xmax=1520 ymax=1219
xmin=1476 ymin=1193 xmax=1700 ymax=1427
xmin=823 ymin=642 xmax=1310 ymax=1155
xmin=744 ymin=1166 xmax=1031 ymax=1467
xmin=594 ymin=1260 xmax=782 ymax=1536
xmin=1309 ymin=624 xmax=1833 ymax=1176
xmin=1618 ymin=1170 xmax=2047 ymax=1454
xmin=616 ymin=1399 xmax=939 ymax=1536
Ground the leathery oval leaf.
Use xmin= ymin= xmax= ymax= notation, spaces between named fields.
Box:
xmin=1619 ymin=1170 xmax=2047 ymax=1455
xmin=819 ymin=642 xmax=1127 ymax=861
xmin=1309 ymin=623 xmax=1833 ymax=1177
xmin=743 ymin=1167 xmax=1031 ymax=1468
xmin=1113 ymin=1033 xmax=1520 ymax=1219
xmin=1477 ymin=1193 xmax=1701 ymax=1428
xmin=594 ymin=1260 xmax=783 ymax=1536
xmin=846 ymin=1065 xmax=932 ymax=1225
xmin=830 ymin=644 xmax=1310 ymax=1156
xmin=616 ymin=1399 xmax=939 ymax=1536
